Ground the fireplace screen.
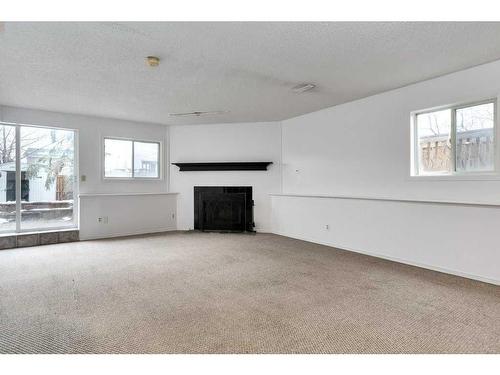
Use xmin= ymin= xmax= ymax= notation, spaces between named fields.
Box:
xmin=194 ymin=187 xmax=254 ymax=232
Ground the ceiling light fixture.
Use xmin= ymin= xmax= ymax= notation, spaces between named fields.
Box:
xmin=146 ymin=56 xmax=160 ymax=67
xmin=292 ymin=83 xmax=316 ymax=93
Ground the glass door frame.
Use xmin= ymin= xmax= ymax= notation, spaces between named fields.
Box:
xmin=0 ymin=121 xmax=79 ymax=234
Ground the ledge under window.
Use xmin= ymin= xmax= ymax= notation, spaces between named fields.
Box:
xmin=408 ymin=172 xmax=500 ymax=181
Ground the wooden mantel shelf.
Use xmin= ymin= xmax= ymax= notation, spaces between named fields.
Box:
xmin=172 ymin=162 xmax=273 ymax=171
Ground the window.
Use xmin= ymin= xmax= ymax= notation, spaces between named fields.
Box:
xmin=104 ymin=138 xmax=160 ymax=179
xmin=412 ymin=100 xmax=496 ymax=176
xmin=0 ymin=123 xmax=77 ymax=234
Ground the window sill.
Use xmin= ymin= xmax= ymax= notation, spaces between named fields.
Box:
xmin=408 ymin=173 xmax=500 ymax=181
xmin=102 ymin=177 xmax=163 ymax=182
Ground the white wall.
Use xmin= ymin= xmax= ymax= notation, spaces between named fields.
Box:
xmin=3 ymin=59 xmax=500 ymax=284
xmin=272 ymin=195 xmax=500 ymax=285
xmin=0 ymin=105 xmax=175 ymax=239
xmin=0 ymin=105 xmax=169 ymax=195
xmin=282 ymin=61 xmax=500 ymax=201
xmin=79 ymin=193 xmax=177 ymax=240
xmin=169 ymin=122 xmax=281 ymax=232
xmin=0 ymin=106 xmax=282 ymax=237
xmin=273 ymin=59 xmax=500 ymax=284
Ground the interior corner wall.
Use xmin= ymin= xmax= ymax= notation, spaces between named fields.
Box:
xmin=169 ymin=122 xmax=282 ymax=232
xmin=272 ymin=59 xmax=500 ymax=284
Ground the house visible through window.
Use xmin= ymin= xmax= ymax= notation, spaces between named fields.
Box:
xmin=413 ymin=100 xmax=496 ymax=176
xmin=104 ymin=138 xmax=160 ymax=179
xmin=0 ymin=123 xmax=77 ymax=234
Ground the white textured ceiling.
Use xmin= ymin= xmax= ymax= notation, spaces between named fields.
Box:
xmin=2 ymin=22 xmax=500 ymax=125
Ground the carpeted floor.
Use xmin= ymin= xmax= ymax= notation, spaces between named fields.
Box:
xmin=0 ymin=231 xmax=498 ymax=354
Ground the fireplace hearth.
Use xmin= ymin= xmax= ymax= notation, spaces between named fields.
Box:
xmin=194 ymin=187 xmax=254 ymax=232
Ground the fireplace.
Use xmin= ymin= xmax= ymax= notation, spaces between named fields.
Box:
xmin=194 ymin=187 xmax=254 ymax=232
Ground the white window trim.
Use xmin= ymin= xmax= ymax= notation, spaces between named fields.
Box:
xmin=102 ymin=136 xmax=163 ymax=181
xmin=410 ymin=97 xmax=500 ymax=181
xmin=0 ymin=121 xmax=79 ymax=234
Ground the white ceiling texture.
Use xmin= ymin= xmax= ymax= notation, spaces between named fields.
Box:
xmin=2 ymin=22 xmax=500 ymax=125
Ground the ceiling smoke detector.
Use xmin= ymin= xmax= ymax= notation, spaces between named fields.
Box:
xmin=146 ymin=56 xmax=160 ymax=67
xmin=292 ymin=83 xmax=316 ymax=93
xmin=169 ymin=110 xmax=229 ymax=117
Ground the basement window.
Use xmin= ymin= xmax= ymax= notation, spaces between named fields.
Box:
xmin=104 ymin=137 xmax=160 ymax=179
xmin=411 ymin=100 xmax=497 ymax=177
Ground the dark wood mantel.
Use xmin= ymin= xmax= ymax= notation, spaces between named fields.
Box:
xmin=172 ymin=162 xmax=273 ymax=171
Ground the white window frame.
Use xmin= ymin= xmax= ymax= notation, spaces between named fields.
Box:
xmin=410 ymin=97 xmax=500 ymax=180
xmin=102 ymin=136 xmax=163 ymax=180
xmin=0 ymin=121 xmax=79 ymax=235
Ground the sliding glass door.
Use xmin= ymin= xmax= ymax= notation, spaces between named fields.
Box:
xmin=0 ymin=123 xmax=17 ymax=233
xmin=0 ymin=122 xmax=77 ymax=234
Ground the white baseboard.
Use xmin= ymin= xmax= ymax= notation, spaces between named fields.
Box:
xmin=79 ymin=227 xmax=177 ymax=241
xmin=272 ymin=230 xmax=500 ymax=286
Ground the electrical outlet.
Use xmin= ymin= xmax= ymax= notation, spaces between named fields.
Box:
xmin=172 ymin=213 xmax=175 ymax=219
xmin=97 ymin=216 xmax=109 ymax=224
xmin=325 ymin=224 xmax=330 ymax=230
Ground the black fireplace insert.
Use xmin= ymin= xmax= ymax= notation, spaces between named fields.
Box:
xmin=194 ymin=186 xmax=254 ymax=232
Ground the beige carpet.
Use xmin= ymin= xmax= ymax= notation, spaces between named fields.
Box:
xmin=0 ymin=231 xmax=498 ymax=354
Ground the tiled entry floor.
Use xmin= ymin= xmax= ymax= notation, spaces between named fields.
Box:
xmin=0 ymin=230 xmax=79 ymax=250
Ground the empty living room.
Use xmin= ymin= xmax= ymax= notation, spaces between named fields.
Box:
xmin=1 ymin=1 xmax=499 ymax=373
